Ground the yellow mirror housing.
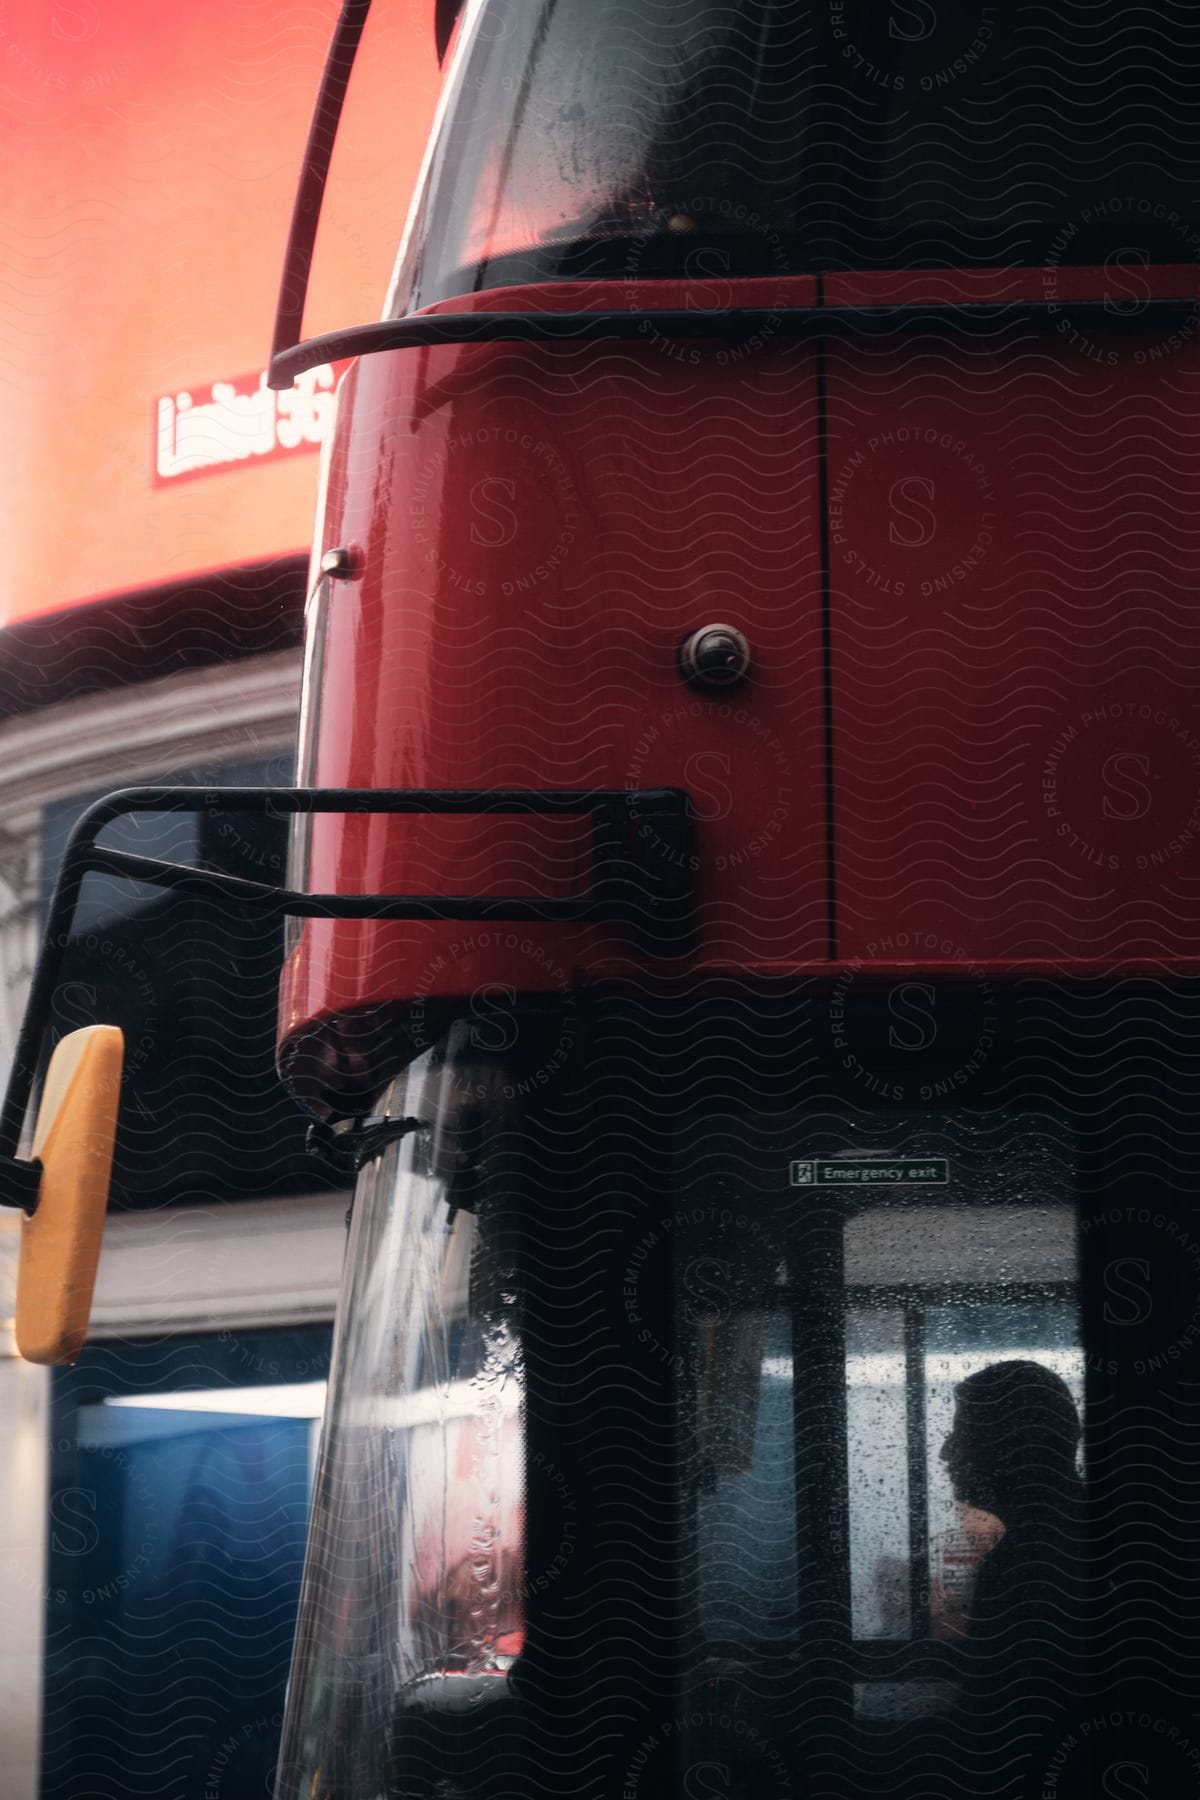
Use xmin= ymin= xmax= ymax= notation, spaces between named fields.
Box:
xmin=16 ymin=1025 xmax=124 ymax=1366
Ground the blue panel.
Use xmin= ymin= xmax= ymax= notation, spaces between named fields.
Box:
xmin=42 ymin=1327 xmax=332 ymax=1800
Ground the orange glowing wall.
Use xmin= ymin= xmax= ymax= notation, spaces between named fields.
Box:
xmin=0 ymin=0 xmax=441 ymax=627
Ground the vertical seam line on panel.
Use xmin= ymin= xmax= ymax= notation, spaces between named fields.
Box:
xmin=815 ymin=275 xmax=838 ymax=962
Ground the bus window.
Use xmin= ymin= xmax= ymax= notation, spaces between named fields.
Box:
xmin=924 ymin=1299 xmax=1083 ymax=1645
xmin=391 ymin=0 xmax=1200 ymax=310
xmin=842 ymin=1180 xmax=1081 ymax=1727
xmin=275 ymin=988 xmax=1200 ymax=1797
xmin=278 ymin=1040 xmax=525 ymax=1800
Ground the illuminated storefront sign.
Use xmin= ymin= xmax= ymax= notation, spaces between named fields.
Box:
xmin=0 ymin=0 xmax=439 ymax=628
xmin=154 ymin=366 xmax=339 ymax=484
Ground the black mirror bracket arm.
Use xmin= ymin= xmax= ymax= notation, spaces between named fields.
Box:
xmin=0 ymin=785 xmax=696 ymax=1207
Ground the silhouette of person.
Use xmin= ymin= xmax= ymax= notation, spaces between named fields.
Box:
xmin=939 ymin=1359 xmax=1088 ymax=1773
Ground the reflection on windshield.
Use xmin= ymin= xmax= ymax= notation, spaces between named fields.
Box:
xmin=392 ymin=0 xmax=1200 ymax=311
xmin=274 ymin=1043 xmax=524 ymax=1800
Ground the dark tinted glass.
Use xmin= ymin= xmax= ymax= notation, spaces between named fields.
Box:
xmin=278 ymin=985 xmax=1200 ymax=1799
xmin=392 ymin=0 xmax=1200 ymax=309
xmin=40 ymin=758 xmax=336 ymax=1206
xmin=43 ymin=1327 xmax=332 ymax=1800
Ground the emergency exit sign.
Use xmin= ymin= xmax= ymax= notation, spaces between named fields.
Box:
xmin=790 ymin=1158 xmax=949 ymax=1187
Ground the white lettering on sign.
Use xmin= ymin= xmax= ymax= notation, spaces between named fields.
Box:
xmin=154 ymin=364 xmax=337 ymax=483
xmin=790 ymin=1158 xmax=949 ymax=1187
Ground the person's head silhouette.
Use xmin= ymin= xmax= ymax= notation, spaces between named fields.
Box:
xmin=941 ymin=1359 xmax=1082 ymax=1523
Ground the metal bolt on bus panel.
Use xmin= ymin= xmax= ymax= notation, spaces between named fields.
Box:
xmin=320 ymin=545 xmax=362 ymax=580
xmin=678 ymin=624 xmax=752 ymax=691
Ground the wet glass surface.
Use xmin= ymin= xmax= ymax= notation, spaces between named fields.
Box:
xmin=275 ymin=1037 xmax=524 ymax=1800
xmin=276 ymin=991 xmax=1200 ymax=1799
xmin=392 ymin=0 xmax=1200 ymax=310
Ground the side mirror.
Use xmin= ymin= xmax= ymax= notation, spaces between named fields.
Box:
xmin=15 ymin=1025 xmax=123 ymax=1366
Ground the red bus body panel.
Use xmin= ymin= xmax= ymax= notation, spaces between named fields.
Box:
xmin=280 ymin=268 xmax=1200 ymax=1063
xmin=281 ymin=277 xmax=826 ymax=1051
xmin=825 ymin=266 xmax=1200 ymax=962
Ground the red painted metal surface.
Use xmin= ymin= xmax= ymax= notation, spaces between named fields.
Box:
xmin=280 ymin=263 xmax=1200 ymax=1071
xmin=826 ymin=265 xmax=1200 ymax=961
xmin=280 ymin=276 xmax=826 ymax=1056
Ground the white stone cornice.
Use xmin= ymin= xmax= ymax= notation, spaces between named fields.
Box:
xmin=0 ymin=647 xmax=305 ymax=1096
xmin=0 ymin=651 xmax=303 ymax=834
xmin=88 ymin=1190 xmax=345 ymax=1337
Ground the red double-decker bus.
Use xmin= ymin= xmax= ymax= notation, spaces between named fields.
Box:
xmin=5 ymin=2 xmax=1200 ymax=1796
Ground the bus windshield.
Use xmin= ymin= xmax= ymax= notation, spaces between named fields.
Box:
xmin=272 ymin=994 xmax=1132 ymax=1800
xmin=391 ymin=0 xmax=1200 ymax=313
